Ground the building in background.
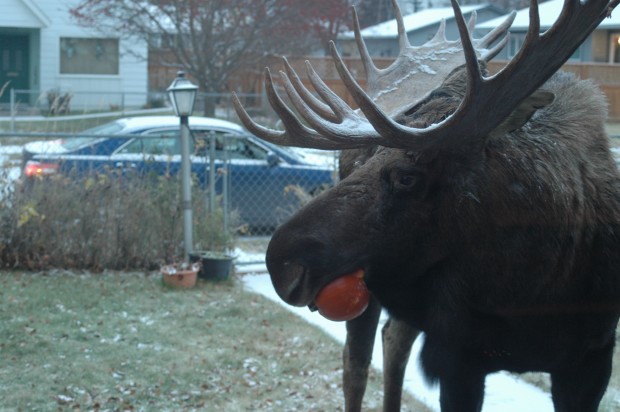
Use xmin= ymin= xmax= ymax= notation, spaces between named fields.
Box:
xmin=0 ymin=0 xmax=148 ymax=112
xmin=337 ymin=4 xmax=505 ymax=57
xmin=338 ymin=0 xmax=620 ymax=63
xmin=476 ymin=0 xmax=620 ymax=63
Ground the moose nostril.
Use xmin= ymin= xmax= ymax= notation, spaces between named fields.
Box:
xmin=280 ymin=261 xmax=306 ymax=283
xmin=269 ymin=260 xmax=309 ymax=304
xmin=282 ymin=260 xmax=305 ymax=276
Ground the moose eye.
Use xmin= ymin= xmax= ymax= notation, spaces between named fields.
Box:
xmin=392 ymin=171 xmax=424 ymax=193
xmin=398 ymin=175 xmax=416 ymax=187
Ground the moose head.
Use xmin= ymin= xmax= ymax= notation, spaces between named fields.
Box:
xmin=234 ymin=0 xmax=620 ymax=410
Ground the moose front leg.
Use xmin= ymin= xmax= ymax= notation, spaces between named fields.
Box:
xmin=382 ymin=318 xmax=419 ymax=412
xmin=550 ymin=339 xmax=615 ymax=412
xmin=343 ymin=296 xmax=382 ymax=412
xmin=439 ymin=369 xmax=486 ymax=412
xmin=421 ymin=340 xmax=486 ymax=412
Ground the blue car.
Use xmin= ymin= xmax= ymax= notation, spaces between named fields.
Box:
xmin=22 ymin=116 xmax=336 ymax=229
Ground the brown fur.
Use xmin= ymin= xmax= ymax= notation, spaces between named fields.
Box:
xmin=340 ymin=146 xmax=420 ymax=412
xmin=266 ymin=67 xmax=620 ymax=411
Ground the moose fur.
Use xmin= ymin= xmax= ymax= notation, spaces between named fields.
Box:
xmin=265 ymin=64 xmax=620 ymax=411
xmin=340 ymin=147 xmax=420 ymax=412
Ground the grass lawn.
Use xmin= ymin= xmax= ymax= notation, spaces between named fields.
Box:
xmin=0 ymin=270 xmax=429 ymax=411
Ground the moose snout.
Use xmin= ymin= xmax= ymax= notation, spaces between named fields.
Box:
xmin=265 ymin=188 xmax=370 ymax=307
xmin=266 ymin=227 xmax=336 ymax=307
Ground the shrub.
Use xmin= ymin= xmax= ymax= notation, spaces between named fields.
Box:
xmin=46 ymin=89 xmax=73 ymax=115
xmin=0 ymin=170 xmax=236 ymax=271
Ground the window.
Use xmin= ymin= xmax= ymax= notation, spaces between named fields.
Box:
xmin=116 ymin=130 xmax=268 ymax=160
xmin=142 ymin=136 xmax=179 ymax=156
xmin=61 ymin=122 xmax=124 ymax=151
xmin=192 ymin=131 xmax=268 ymax=160
xmin=119 ymin=130 xmax=179 ymax=156
xmin=60 ymin=38 xmax=119 ymax=75
xmin=508 ymin=34 xmax=525 ymax=58
xmin=509 ymin=32 xmax=581 ymax=60
xmin=610 ymin=33 xmax=620 ymax=63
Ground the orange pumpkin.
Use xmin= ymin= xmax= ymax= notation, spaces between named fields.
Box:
xmin=314 ymin=269 xmax=370 ymax=321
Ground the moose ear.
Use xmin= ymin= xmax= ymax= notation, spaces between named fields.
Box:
xmin=488 ymin=90 xmax=555 ymax=140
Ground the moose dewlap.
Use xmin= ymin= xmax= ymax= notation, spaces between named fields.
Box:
xmin=314 ymin=269 xmax=370 ymax=321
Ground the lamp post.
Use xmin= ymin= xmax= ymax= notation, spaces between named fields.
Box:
xmin=167 ymin=71 xmax=198 ymax=263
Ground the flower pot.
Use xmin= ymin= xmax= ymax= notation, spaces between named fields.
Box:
xmin=161 ymin=262 xmax=200 ymax=289
xmin=190 ymin=251 xmax=235 ymax=280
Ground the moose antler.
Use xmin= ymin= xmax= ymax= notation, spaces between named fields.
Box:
xmin=357 ymin=1 xmax=515 ymax=117
xmin=234 ymin=0 xmax=618 ymax=152
xmin=233 ymin=0 xmax=514 ymax=149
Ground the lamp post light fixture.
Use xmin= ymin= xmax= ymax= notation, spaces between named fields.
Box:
xmin=167 ymin=71 xmax=198 ymax=117
xmin=167 ymin=71 xmax=198 ymax=263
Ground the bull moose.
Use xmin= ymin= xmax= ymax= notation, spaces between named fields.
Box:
xmin=336 ymin=4 xmax=517 ymax=411
xmin=234 ymin=0 xmax=620 ymax=410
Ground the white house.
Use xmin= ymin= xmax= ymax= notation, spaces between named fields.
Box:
xmin=0 ymin=0 xmax=148 ymax=111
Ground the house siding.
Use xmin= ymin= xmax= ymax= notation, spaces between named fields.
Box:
xmin=0 ymin=0 xmax=44 ymax=28
xmin=1 ymin=0 xmax=147 ymax=110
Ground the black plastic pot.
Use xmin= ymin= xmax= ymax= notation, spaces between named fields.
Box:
xmin=190 ymin=251 xmax=235 ymax=280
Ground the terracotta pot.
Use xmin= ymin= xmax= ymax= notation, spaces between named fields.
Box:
xmin=161 ymin=263 xmax=200 ymax=289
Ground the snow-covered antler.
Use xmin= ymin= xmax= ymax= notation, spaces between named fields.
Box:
xmin=233 ymin=0 xmax=617 ymax=152
xmin=232 ymin=0 xmax=513 ymax=149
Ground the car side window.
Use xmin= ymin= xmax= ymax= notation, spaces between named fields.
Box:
xmin=192 ymin=131 xmax=268 ymax=160
xmin=117 ymin=130 xmax=180 ymax=155
xmin=117 ymin=139 xmax=142 ymax=154
xmin=227 ymin=137 xmax=268 ymax=160
xmin=192 ymin=131 xmax=223 ymax=157
xmin=142 ymin=130 xmax=180 ymax=155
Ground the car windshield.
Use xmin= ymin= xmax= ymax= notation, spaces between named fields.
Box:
xmin=61 ymin=122 xmax=125 ymax=151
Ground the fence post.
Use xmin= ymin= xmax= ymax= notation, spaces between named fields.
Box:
xmin=222 ymin=142 xmax=229 ymax=233
xmin=10 ymin=88 xmax=15 ymax=133
xmin=209 ymin=132 xmax=216 ymax=214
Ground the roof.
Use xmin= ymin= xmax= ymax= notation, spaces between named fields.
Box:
xmin=340 ymin=4 xmax=489 ymax=39
xmin=2 ymin=0 xmax=51 ymax=28
xmin=477 ymin=0 xmax=620 ymax=30
xmin=117 ymin=116 xmax=245 ymax=132
xmin=21 ymin=0 xmax=51 ymax=27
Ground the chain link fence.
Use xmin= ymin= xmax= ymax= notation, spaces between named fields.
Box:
xmin=0 ymin=119 xmax=339 ymax=269
xmin=1 ymin=89 xmax=282 ymax=129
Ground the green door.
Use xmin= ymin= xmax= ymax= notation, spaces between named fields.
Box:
xmin=0 ymin=35 xmax=29 ymax=103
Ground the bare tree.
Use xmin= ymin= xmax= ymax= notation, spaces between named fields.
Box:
xmin=70 ymin=0 xmax=351 ymax=116
xmin=353 ymin=0 xmax=395 ymax=27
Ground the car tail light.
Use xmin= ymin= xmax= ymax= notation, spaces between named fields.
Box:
xmin=24 ymin=161 xmax=59 ymax=177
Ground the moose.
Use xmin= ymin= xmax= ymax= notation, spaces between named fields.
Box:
xmin=234 ymin=0 xmax=620 ymax=410
xmin=336 ymin=4 xmax=518 ymax=411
